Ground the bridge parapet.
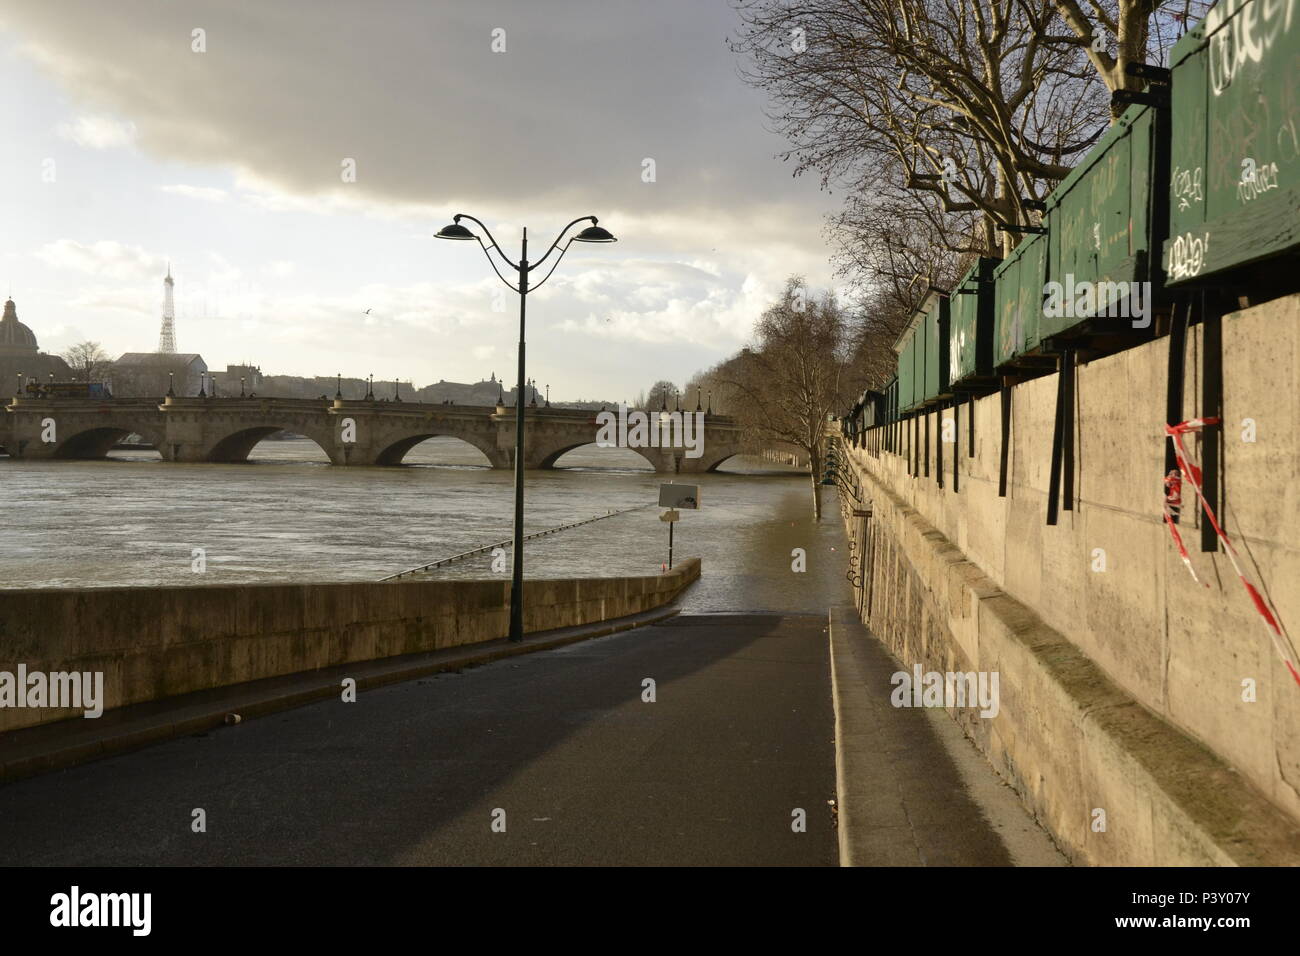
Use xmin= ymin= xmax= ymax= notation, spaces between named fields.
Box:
xmin=3 ymin=396 xmax=748 ymax=472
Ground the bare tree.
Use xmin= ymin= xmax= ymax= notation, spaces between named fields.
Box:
xmin=686 ymin=361 xmax=741 ymax=416
xmin=733 ymin=0 xmax=1111 ymax=256
xmin=834 ymin=187 xmax=975 ymax=389
xmin=62 ymin=341 xmax=112 ymax=381
xmin=1049 ymin=0 xmax=1212 ymax=106
xmin=646 ymin=380 xmax=679 ymax=411
xmin=718 ymin=278 xmax=851 ymax=519
xmin=731 ymin=0 xmax=1213 ymax=404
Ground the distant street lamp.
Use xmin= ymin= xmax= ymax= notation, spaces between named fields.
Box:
xmin=436 ymin=213 xmax=616 ymax=642
xmin=167 ymin=371 xmax=175 ymax=397
xmin=545 ymin=383 xmax=550 ymax=408
xmin=336 ymin=373 xmax=342 ymax=399
xmin=240 ymin=376 xmax=246 ymax=397
xmin=16 ymin=372 xmax=23 ymax=399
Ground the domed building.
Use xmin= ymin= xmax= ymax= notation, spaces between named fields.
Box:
xmin=0 ymin=298 xmax=73 ymax=396
xmin=0 ymin=297 xmax=39 ymax=355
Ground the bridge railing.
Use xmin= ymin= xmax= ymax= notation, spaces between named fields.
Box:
xmin=4 ymin=393 xmax=741 ymax=424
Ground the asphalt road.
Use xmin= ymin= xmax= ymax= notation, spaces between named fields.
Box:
xmin=0 ymin=614 xmax=837 ymax=866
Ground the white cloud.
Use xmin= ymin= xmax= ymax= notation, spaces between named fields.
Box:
xmin=55 ymin=114 xmax=137 ymax=149
xmin=232 ymin=170 xmax=439 ymax=222
xmin=35 ymin=239 xmax=163 ymax=281
xmin=65 ymin=287 xmax=151 ymax=317
xmin=160 ymin=184 xmax=228 ymax=203
xmin=205 ymin=252 xmax=243 ymax=287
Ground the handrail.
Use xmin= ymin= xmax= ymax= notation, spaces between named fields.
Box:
xmin=378 ymin=504 xmax=651 ymax=581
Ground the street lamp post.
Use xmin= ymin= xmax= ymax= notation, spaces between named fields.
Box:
xmin=436 ymin=213 xmax=616 ymax=642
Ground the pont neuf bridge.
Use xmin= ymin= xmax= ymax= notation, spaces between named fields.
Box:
xmin=1 ymin=394 xmax=749 ymax=472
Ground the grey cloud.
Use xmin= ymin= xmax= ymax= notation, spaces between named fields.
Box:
xmin=10 ymin=0 xmax=820 ymax=219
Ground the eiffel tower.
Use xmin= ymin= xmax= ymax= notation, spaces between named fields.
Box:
xmin=158 ymin=264 xmax=176 ymax=353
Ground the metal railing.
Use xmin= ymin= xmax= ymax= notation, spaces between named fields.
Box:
xmin=379 ymin=504 xmax=651 ymax=581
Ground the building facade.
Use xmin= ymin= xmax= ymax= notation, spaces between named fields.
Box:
xmin=110 ymin=353 xmax=207 ymax=398
xmin=0 ymin=298 xmax=74 ymax=396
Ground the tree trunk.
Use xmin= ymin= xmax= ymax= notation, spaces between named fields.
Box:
xmin=808 ymin=446 xmax=823 ymax=520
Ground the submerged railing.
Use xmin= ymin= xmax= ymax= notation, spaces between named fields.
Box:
xmin=378 ymin=504 xmax=651 ymax=581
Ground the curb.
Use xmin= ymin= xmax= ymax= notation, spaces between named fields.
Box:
xmin=827 ymin=605 xmax=868 ymax=867
xmin=1 ymin=604 xmax=681 ymax=786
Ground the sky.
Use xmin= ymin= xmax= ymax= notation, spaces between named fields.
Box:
xmin=0 ymin=0 xmax=839 ymax=401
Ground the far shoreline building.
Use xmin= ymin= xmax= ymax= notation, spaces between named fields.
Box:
xmin=0 ymin=297 xmax=73 ymax=394
xmin=110 ymin=352 xmax=207 ymax=398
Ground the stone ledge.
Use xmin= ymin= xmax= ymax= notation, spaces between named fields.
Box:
xmin=852 ymin=470 xmax=1300 ymax=865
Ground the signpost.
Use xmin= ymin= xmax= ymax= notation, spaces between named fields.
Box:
xmin=658 ymin=483 xmax=699 ymax=570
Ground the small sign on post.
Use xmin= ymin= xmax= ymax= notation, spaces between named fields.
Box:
xmin=659 ymin=484 xmax=699 ymax=570
xmin=658 ymin=484 xmax=699 ymax=510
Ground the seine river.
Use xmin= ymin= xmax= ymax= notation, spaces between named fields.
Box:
xmin=2 ymin=438 xmax=851 ymax=614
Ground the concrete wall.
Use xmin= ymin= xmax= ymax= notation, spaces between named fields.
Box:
xmin=0 ymin=560 xmax=699 ymax=734
xmin=840 ymin=293 xmax=1300 ymax=864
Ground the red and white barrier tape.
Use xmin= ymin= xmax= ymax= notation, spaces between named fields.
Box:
xmin=1165 ymin=418 xmax=1300 ymax=687
xmin=1162 ymin=467 xmax=1200 ymax=585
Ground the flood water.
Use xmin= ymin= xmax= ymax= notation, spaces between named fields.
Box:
xmin=2 ymin=437 xmax=851 ymax=614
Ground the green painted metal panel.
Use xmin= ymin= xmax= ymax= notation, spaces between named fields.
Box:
xmin=920 ymin=294 xmax=950 ymax=402
xmin=1043 ymin=103 xmax=1161 ymax=335
xmin=994 ymin=230 xmax=1048 ymax=365
xmin=937 ymin=295 xmax=950 ymax=396
xmin=897 ymin=332 xmax=916 ymax=412
xmin=1165 ymin=0 xmax=1300 ymax=284
xmin=923 ymin=299 xmax=939 ymax=400
xmin=949 ymin=258 xmax=996 ymax=385
xmin=896 ymin=299 xmax=936 ymax=413
xmin=912 ymin=318 xmax=926 ymax=408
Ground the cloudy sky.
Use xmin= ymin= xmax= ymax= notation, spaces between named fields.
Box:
xmin=0 ymin=0 xmax=838 ymax=400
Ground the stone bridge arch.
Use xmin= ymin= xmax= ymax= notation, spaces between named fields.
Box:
xmin=689 ymin=445 xmax=750 ymax=473
xmin=532 ymin=439 xmax=663 ymax=471
xmin=194 ymin=419 xmax=340 ymax=464
xmin=372 ymin=430 xmax=507 ymax=467
xmin=685 ymin=440 xmax=809 ymax=473
xmin=52 ymin=420 xmax=168 ymax=459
